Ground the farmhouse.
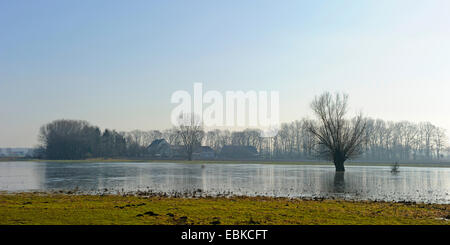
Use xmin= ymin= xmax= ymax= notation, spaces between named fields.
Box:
xmin=192 ymin=146 xmax=216 ymax=160
xmin=220 ymin=145 xmax=258 ymax=159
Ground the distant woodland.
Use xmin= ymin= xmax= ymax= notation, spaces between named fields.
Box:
xmin=35 ymin=118 xmax=448 ymax=162
xmin=32 ymin=92 xmax=448 ymax=163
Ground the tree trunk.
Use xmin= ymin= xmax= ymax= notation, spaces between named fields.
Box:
xmin=334 ymin=159 xmax=345 ymax=172
xmin=186 ymin=146 xmax=193 ymax=161
xmin=333 ymin=152 xmax=346 ymax=172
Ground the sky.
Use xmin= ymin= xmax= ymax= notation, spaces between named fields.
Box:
xmin=1 ymin=0 xmax=449 ymax=147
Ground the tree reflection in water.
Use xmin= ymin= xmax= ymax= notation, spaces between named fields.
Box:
xmin=333 ymin=172 xmax=345 ymax=193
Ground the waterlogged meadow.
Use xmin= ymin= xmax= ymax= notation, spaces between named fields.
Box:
xmin=0 ymin=161 xmax=449 ymax=204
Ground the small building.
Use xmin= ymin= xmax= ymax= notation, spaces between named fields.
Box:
xmin=169 ymin=145 xmax=188 ymax=159
xmin=220 ymin=145 xmax=258 ymax=159
xmin=192 ymin=146 xmax=216 ymax=160
xmin=0 ymin=148 xmax=33 ymax=157
xmin=147 ymin=139 xmax=187 ymax=159
xmin=147 ymin=139 xmax=172 ymax=158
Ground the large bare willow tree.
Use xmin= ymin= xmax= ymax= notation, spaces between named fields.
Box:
xmin=308 ymin=92 xmax=367 ymax=171
xmin=176 ymin=113 xmax=204 ymax=161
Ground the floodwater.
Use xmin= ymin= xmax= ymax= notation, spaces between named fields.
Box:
xmin=0 ymin=161 xmax=449 ymax=204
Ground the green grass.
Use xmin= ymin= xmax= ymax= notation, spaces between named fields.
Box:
xmin=0 ymin=193 xmax=448 ymax=225
xmin=1 ymin=157 xmax=449 ymax=168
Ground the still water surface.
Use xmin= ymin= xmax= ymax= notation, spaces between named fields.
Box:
xmin=0 ymin=161 xmax=449 ymax=204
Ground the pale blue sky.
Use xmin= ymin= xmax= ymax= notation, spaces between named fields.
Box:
xmin=1 ymin=0 xmax=449 ymax=147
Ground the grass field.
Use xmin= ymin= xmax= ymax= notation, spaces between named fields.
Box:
xmin=1 ymin=158 xmax=450 ymax=168
xmin=0 ymin=193 xmax=448 ymax=225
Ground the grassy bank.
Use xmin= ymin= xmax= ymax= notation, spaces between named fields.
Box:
xmin=0 ymin=193 xmax=448 ymax=225
xmin=1 ymin=158 xmax=450 ymax=168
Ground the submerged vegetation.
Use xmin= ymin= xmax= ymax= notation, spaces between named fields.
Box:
xmin=0 ymin=193 xmax=448 ymax=225
xmin=391 ymin=161 xmax=400 ymax=173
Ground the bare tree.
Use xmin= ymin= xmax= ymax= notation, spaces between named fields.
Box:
xmin=420 ymin=122 xmax=435 ymax=159
xmin=176 ymin=113 xmax=204 ymax=161
xmin=307 ymin=92 xmax=367 ymax=171
xmin=163 ymin=128 xmax=181 ymax=145
xmin=434 ymin=127 xmax=447 ymax=160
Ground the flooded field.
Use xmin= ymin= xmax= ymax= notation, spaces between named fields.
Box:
xmin=0 ymin=161 xmax=449 ymax=204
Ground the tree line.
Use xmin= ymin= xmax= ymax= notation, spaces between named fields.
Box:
xmin=37 ymin=120 xmax=129 ymax=160
xmin=36 ymin=93 xmax=449 ymax=165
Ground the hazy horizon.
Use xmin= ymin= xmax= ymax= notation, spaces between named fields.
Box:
xmin=1 ymin=0 xmax=450 ymax=148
